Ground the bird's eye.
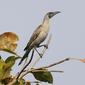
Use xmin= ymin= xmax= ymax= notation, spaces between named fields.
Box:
xmin=48 ymin=13 xmax=53 ymax=18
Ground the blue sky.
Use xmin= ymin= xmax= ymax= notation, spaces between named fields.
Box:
xmin=0 ymin=0 xmax=85 ymax=85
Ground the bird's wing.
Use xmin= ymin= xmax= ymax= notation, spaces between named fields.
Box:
xmin=24 ymin=25 xmax=42 ymax=50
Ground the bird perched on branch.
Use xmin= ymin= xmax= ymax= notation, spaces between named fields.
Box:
xmin=19 ymin=11 xmax=60 ymax=65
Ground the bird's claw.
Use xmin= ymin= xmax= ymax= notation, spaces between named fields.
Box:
xmin=39 ymin=53 xmax=43 ymax=58
xmin=44 ymin=44 xmax=48 ymax=49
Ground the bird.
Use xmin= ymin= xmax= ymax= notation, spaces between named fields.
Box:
xmin=18 ymin=11 xmax=60 ymax=65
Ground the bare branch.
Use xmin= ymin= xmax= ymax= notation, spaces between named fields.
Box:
xmin=16 ymin=49 xmax=34 ymax=79
xmin=7 ymin=77 xmax=16 ymax=85
xmin=31 ymin=69 xmax=64 ymax=73
xmin=28 ymin=81 xmax=41 ymax=84
xmin=40 ymin=58 xmax=70 ymax=69
xmin=21 ymin=58 xmax=70 ymax=78
xmin=49 ymin=70 xmax=64 ymax=73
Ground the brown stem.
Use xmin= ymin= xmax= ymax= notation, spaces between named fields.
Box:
xmin=40 ymin=58 xmax=70 ymax=69
xmin=16 ymin=49 xmax=34 ymax=79
xmin=21 ymin=58 xmax=70 ymax=78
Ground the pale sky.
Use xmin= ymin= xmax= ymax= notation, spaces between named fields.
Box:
xmin=0 ymin=0 xmax=85 ymax=85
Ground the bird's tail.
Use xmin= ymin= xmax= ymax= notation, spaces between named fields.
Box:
xmin=18 ymin=49 xmax=31 ymax=65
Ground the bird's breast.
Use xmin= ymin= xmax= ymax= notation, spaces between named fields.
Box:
xmin=30 ymin=25 xmax=49 ymax=47
xmin=42 ymin=24 xmax=49 ymax=33
xmin=33 ymin=30 xmax=49 ymax=46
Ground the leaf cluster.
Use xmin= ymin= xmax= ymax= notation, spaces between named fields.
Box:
xmin=0 ymin=32 xmax=53 ymax=85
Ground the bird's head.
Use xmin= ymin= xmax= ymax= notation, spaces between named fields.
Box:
xmin=47 ymin=11 xmax=61 ymax=19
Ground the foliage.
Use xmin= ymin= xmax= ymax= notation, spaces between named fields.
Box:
xmin=0 ymin=56 xmax=18 ymax=84
xmin=0 ymin=32 xmax=84 ymax=85
xmin=32 ymin=68 xmax=53 ymax=83
xmin=0 ymin=32 xmax=53 ymax=85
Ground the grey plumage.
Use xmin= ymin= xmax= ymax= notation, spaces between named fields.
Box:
xmin=19 ymin=11 xmax=60 ymax=65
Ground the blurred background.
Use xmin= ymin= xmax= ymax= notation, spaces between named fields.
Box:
xmin=0 ymin=0 xmax=85 ymax=85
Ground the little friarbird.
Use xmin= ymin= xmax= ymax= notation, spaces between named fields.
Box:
xmin=19 ymin=11 xmax=60 ymax=65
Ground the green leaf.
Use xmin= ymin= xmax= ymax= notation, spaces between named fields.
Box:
xmin=5 ymin=56 xmax=19 ymax=63
xmin=0 ymin=57 xmax=5 ymax=69
xmin=5 ymin=56 xmax=20 ymax=66
xmin=12 ymin=80 xmax=20 ymax=85
xmin=0 ymin=58 xmax=11 ymax=80
xmin=5 ymin=56 xmax=16 ymax=67
xmin=0 ymin=55 xmax=20 ymax=80
xmin=19 ymin=79 xmax=25 ymax=85
xmin=12 ymin=79 xmax=25 ymax=85
xmin=0 ymin=82 xmax=4 ymax=85
xmin=0 ymin=56 xmax=18 ymax=80
xmin=0 ymin=56 xmax=1 ymax=59
xmin=0 ymin=57 xmax=5 ymax=80
xmin=32 ymin=68 xmax=53 ymax=84
xmin=36 ymin=84 xmax=39 ymax=85
xmin=1 ymin=77 xmax=13 ymax=84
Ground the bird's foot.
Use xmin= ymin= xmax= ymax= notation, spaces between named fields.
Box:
xmin=43 ymin=44 xmax=48 ymax=49
xmin=38 ymin=44 xmax=48 ymax=49
xmin=38 ymin=53 xmax=43 ymax=58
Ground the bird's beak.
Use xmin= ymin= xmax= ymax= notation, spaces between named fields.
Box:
xmin=49 ymin=11 xmax=61 ymax=18
xmin=53 ymin=11 xmax=61 ymax=15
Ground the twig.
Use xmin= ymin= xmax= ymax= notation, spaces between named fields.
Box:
xmin=48 ymin=70 xmax=64 ymax=73
xmin=28 ymin=81 xmax=41 ymax=84
xmin=19 ymin=34 xmax=52 ymax=78
xmin=21 ymin=58 xmax=70 ymax=78
xmin=17 ymin=35 xmax=52 ymax=79
xmin=40 ymin=58 xmax=70 ymax=69
xmin=7 ymin=77 xmax=16 ymax=85
xmin=21 ymin=69 xmax=63 ymax=78
xmin=16 ymin=49 xmax=34 ymax=79
xmin=31 ymin=69 xmax=64 ymax=73
xmin=31 ymin=81 xmax=41 ymax=83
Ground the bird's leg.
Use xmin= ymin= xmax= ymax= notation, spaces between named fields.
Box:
xmin=34 ymin=48 xmax=43 ymax=58
xmin=37 ymin=44 xmax=48 ymax=49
